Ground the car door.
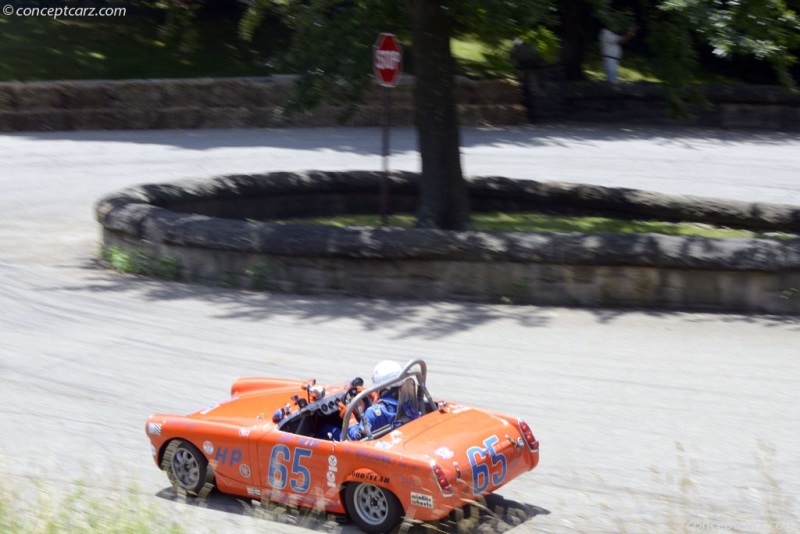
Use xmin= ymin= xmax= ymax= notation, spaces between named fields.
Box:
xmin=257 ymin=429 xmax=342 ymax=511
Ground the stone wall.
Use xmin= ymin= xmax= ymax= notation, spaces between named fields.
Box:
xmin=95 ymin=171 xmax=800 ymax=314
xmin=0 ymin=75 xmax=525 ymax=132
xmin=3 ymin=74 xmax=797 ymax=131
xmin=519 ymin=76 xmax=800 ymax=130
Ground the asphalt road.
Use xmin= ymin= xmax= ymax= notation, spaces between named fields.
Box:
xmin=1 ymin=125 xmax=799 ymax=533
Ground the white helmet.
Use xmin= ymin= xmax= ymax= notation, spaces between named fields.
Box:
xmin=372 ymin=360 xmax=403 ymax=386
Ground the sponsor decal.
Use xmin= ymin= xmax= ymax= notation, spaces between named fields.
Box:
xmin=214 ymin=447 xmax=243 ymax=466
xmin=239 ymin=428 xmax=251 ymax=438
xmin=410 ymin=492 xmax=433 ymax=509
xmin=396 ymin=460 xmax=422 ymax=471
xmin=147 ymin=423 xmax=161 ymax=436
xmin=240 ymin=464 xmax=251 ymax=478
xmin=354 ymin=450 xmax=393 ymax=465
xmin=247 ymin=487 xmax=261 ymax=497
xmin=327 ymin=455 xmax=338 ymax=488
xmin=435 ymin=447 xmax=454 ymax=459
xmin=375 ymin=441 xmax=394 ymax=450
xmin=203 ymin=441 xmax=214 ymax=455
xmin=350 ymin=471 xmax=390 ymax=484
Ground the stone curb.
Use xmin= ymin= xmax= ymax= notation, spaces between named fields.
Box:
xmin=96 ymin=171 xmax=800 ymax=313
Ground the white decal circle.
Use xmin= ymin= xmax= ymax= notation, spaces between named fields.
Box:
xmin=240 ymin=464 xmax=251 ymax=478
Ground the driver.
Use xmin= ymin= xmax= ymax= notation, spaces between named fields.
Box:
xmin=346 ymin=360 xmax=403 ymax=440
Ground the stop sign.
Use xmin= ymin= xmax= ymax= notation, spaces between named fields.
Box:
xmin=373 ymin=33 xmax=403 ymax=87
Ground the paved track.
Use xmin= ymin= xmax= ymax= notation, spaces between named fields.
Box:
xmin=1 ymin=125 xmax=799 ymax=533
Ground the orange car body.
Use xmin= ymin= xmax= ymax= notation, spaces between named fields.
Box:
xmin=146 ymin=361 xmax=539 ymax=524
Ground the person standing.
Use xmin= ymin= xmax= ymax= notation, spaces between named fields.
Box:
xmin=599 ymin=25 xmax=637 ymax=83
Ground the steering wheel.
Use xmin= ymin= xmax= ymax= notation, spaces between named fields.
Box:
xmin=345 ymin=377 xmax=372 ymax=420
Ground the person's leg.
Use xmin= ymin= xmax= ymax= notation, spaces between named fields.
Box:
xmin=604 ymin=57 xmax=619 ymax=83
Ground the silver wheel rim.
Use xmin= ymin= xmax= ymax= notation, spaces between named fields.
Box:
xmin=172 ymin=447 xmax=200 ymax=489
xmin=353 ymin=484 xmax=389 ymax=526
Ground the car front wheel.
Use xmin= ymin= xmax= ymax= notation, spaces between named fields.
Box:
xmin=345 ymin=482 xmax=403 ymax=534
xmin=162 ymin=440 xmax=215 ymax=498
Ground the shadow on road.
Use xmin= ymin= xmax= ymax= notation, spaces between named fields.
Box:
xmin=155 ymin=486 xmax=551 ymax=533
xmin=69 ymin=259 xmax=799 ymax=335
xmin=69 ymin=261 xmax=557 ymax=339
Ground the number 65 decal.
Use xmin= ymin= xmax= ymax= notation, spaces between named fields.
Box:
xmin=467 ymin=435 xmax=507 ymax=495
xmin=268 ymin=445 xmax=312 ymax=493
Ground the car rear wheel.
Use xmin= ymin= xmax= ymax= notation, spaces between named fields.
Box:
xmin=162 ymin=440 xmax=215 ymax=498
xmin=345 ymin=482 xmax=403 ymax=534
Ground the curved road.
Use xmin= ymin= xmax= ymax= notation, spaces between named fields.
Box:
xmin=1 ymin=125 xmax=799 ymax=533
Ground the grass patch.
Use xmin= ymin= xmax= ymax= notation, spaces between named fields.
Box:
xmin=275 ymin=212 xmax=796 ymax=240
xmin=102 ymin=246 xmax=182 ymax=281
xmin=0 ymin=12 xmax=278 ymax=82
xmin=452 ymin=38 xmax=516 ymax=79
xmin=0 ymin=481 xmax=184 ymax=534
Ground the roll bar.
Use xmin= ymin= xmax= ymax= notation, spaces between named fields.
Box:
xmin=340 ymin=359 xmax=436 ymax=440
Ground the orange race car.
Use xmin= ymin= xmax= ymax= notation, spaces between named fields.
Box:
xmin=145 ymin=359 xmax=539 ymax=533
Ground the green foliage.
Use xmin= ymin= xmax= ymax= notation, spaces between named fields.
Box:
xmin=102 ymin=246 xmax=182 ymax=281
xmin=241 ymin=0 xmax=405 ymax=117
xmin=152 ymin=0 xmax=201 ymax=53
xmin=519 ymin=26 xmax=562 ymax=65
xmin=646 ymin=13 xmax=707 ymax=115
xmin=658 ymin=0 xmax=800 ymax=88
xmin=450 ymin=0 xmax=554 ymax=46
xmin=0 ymin=14 xmax=274 ymax=81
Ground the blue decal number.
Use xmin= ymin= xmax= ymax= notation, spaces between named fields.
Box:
xmin=467 ymin=445 xmax=489 ymax=494
xmin=467 ymin=435 xmax=507 ymax=495
xmin=268 ymin=445 xmax=290 ymax=489
xmin=291 ymin=448 xmax=312 ymax=492
xmin=268 ymin=446 xmax=313 ymax=493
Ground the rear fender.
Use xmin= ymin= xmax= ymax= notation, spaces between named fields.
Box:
xmin=343 ymin=468 xmax=393 ymax=489
xmin=341 ymin=468 xmax=402 ymax=517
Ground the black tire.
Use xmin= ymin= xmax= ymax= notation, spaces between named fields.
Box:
xmin=345 ymin=482 xmax=403 ymax=534
xmin=162 ymin=440 xmax=215 ymax=498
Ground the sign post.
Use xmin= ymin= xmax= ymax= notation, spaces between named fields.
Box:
xmin=373 ymin=33 xmax=402 ymax=226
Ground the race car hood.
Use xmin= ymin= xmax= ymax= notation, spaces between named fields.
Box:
xmin=185 ymin=383 xmax=301 ymax=427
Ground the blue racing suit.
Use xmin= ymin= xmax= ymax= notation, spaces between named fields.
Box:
xmin=347 ymin=394 xmax=398 ymax=440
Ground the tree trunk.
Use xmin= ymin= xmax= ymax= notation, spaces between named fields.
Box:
xmin=406 ymin=0 xmax=470 ymax=230
xmin=560 ymin=0 xmax=595 ymax=81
